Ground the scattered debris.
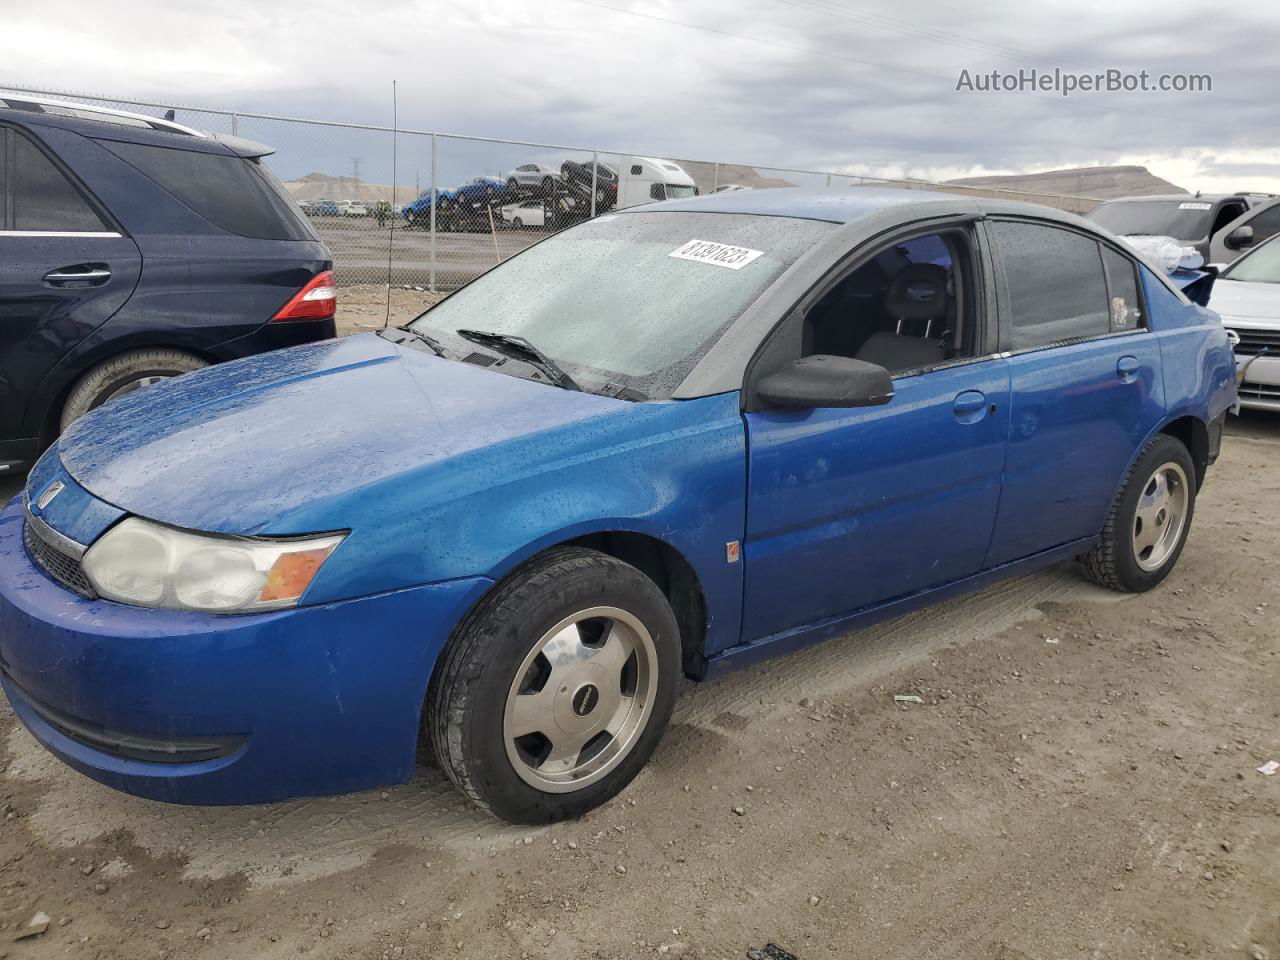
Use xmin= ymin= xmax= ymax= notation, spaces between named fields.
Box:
xmin=155 ymin=919 xmax=172 ymax=930
xmin=893 ymin=695 xmax=924 ymax=704
xmin=748 ymin=944 xmax=799 ymax=960
xmin=1249 ymin=944 xmax=1270 ymax=960
xmin=807 ymin=895 xmax=821 ymax=906
xmin=14 ymin=911 xmax=51 ymax=941
xmin=732 ymin=806 xmax=746 ymax=817
xmin=1257 ymin=760 xmax=1278 ymax=776
xmin=614 ymin=864 xmax=627 ymax=876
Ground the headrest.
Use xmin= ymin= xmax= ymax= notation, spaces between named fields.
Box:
xmin=884 ymin=263 xmax=949 ymax=321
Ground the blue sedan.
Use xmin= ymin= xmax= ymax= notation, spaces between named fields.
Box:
xmin=0 ymin=188 xmax=1237 ymax=823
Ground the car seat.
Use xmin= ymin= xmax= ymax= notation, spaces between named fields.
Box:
xmin=856 ymin=263 xmax=949 ymax=372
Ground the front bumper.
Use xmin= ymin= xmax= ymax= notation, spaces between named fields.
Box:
xmin=1235 ymin=353 xmax=1280 ymax=412
xmin=0 ymin=497 xmax=491 ymax=804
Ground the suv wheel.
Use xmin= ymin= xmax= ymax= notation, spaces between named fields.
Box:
xmin=1080 ymin=433 xmax=1197 ymax=592
xmin=61 ymin=348 xmax=207 ymax=431
xmin=428 ymin=547 xmax=680 ymax=824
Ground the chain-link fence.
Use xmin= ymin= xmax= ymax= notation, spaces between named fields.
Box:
xmin=2 ymin=84 xmax=1103 ymax=298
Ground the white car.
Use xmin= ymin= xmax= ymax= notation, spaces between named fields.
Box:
xmin=506 ymin=163 xmax=561 ymax=193
xmin=1209 ymin=233 xmax=1280 ymax=411
xmin=500 ymin=200 xmax=547 ymax=228
xmin=339 ymin=201 xmax=368 ymax=218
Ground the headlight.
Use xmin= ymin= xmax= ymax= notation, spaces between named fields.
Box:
xmin=82 ymin=518 xmax=345 ymax=613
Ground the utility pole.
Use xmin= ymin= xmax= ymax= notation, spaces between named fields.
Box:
xmin=350 ymin=156 xmax=363 ymax=181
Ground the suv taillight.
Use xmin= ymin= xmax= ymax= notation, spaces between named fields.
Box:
xmin=271 ymin=270 xmax=336 ymax=323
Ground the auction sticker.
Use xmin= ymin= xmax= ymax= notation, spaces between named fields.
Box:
xmin=1178 ymin=201 xmax=1212 ymax=211
xmin=669 ymin=239 xmax=765 ymax=270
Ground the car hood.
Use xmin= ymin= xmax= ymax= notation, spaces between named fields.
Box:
xmin=1208 ymin=278 xmax=1280 ymax=322
xmin=57 ymin=333 xmax=629 ymax=535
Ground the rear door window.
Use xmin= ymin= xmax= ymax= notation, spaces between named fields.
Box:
xmin=991 ymin=220 xmax=1110 ymax=350
xmin=2 ymin=128 xmax=108 ymax=232
xmin=98 ymin=139 xmax=312 ymax=240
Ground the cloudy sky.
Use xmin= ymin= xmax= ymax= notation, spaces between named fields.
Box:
xmin=3 ymin=0 xmax=1277 ymax=194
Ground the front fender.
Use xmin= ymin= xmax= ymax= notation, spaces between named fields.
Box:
xmin=303 ymin=391 xmax=748 ymax=655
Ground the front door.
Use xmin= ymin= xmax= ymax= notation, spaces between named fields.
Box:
xmin=740 ymin=224 xmax=1009 ymax=642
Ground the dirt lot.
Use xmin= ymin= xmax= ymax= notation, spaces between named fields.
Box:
xmin=1 ymin=413 xmax=1277 ymax=960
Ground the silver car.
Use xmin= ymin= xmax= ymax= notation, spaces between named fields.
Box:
xmin=506 ymin=162 xmax=561 ymax=194
xmin=1208 ymin=233 xmax=1280 ymax=412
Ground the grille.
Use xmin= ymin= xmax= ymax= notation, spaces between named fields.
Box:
xmin=1239 ymin=380 xmax=1280 ymax=402
xmin=22 ymin=520 xmax=96 ymax=598
xmin=461 ymin=351 xmax=499 ymax=368
xmin=1227 ymin=327 xmax=1280 ymax=356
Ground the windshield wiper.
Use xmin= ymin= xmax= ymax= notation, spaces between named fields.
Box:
xmin=455 ymin=329 xmax=583 ymax=392
xmin=391 ymin=324 xmax=447 ymax=357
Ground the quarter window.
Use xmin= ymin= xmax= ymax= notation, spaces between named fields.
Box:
xmin=991 ymin=221 xmax=1110 ymax=350
xmin=99 ymin=139 xmax=311 ymax=241
xmin=1 ymin=128 xmax=108 ymax=232
xmin=1100 ymin=246 xmax=1144 ymax=332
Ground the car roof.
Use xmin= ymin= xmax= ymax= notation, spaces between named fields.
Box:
xmin=632 ymin=185 xmax=1098 ymax=231
xmin=0 ymin=98 xmax=273 ymax=157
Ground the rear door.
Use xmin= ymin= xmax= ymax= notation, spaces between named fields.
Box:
xmin=0 ymin=125 xmax=142 ymax=444
xmin=983 ymin=219 xmax=1165 ymax=565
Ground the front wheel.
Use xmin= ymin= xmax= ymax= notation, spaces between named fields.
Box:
xmin=427 ymin=547 xmax=680 ymax=823
xmin=1080 ymin=434 xmax=1197 ymax=592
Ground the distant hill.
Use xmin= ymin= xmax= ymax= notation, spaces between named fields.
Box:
xmin=282 ymin=172 xmax=416 ymax=205
xmin=943 ymin=165 xmax=1185 ymax=209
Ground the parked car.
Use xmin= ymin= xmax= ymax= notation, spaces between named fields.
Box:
xmin=561 ymin=159 xmax=618 ymax=206
xmin=307 ymin=199 xmax=340 ymax=217
xmin=454 ymin=176 xmax=505 ymax=203
xmin=713 ymin=183 xmax=751 ymax=193
xmin=401 ymin=189 xmax=456 ymax=228
xmin=500 ymin=199 xmax=547 ymax=228
xmin=0 ymin=95 xmax=336 ymax=477
xmin=1087 ymin=193 xmax=1260 ymax=263
xmin=1207 ymin=232 xmax=1280 ymax=411
xmin=506 ymin=162 xmax=561 ymax=194
xmin=1207 ymin=197 xmax=1280 ymax=265
xmin=334 ymin=200 xmax=367 ymax=218
xmin=0 ymin=188 xmax=1235 ymax=824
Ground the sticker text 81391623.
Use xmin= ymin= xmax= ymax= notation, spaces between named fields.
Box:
xmin=669 ymin=239 xmax=766 ymax=270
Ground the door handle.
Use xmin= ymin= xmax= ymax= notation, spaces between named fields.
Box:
xmin=953 ymin=389 xmax=988 ymax=423
xmin=44 ymin=264 xmax=111 ymax=287
xmin=1117 ymin=355 xmax=1140 ymax=382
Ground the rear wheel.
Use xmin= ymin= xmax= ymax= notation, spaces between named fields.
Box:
xmin=1080 ymin=434 xmax=1196 ymax=592
xmin=428 ymin=547 xmax=680 ymax=823
xmin=60 ymin=348 xmax=208 ymax=432
xmin=512 ymin=217 xmax=524 ymax=228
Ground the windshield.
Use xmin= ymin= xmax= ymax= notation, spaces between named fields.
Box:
xmin=409 ymin=211 xmax=831 ymax=398
xmin=665 ymin=184 xmax=697 ymax=199
xmin=1222 ymin=236 xmax=1280 ymax=284
xmin=1088 ymin=199 xmax=1214 ymax=241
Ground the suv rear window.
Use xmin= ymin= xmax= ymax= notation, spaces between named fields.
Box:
xmin=1088 ymin=199 xmax=1215 ymax=242
xmin=99 ymin=140 xmax=312 ymax=241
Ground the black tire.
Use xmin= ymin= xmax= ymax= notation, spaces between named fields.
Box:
xmin=60 ymin=348 xmax=208 ymax=432
xmin=541 ymin=176 xmax=555 ymax=195
xmin=1080 ymin=433 xmax=1197 ymax=593
xmin=512 ymin=217 xmax=523 ymax=228
xmin=506 ymin=177 xmax=519 ymax=193
xmin=427 ymin=547 xmax=681 ymax=824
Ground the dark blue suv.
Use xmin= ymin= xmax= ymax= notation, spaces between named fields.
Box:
xmin=0 ymin=95 xmax=336 ymax=476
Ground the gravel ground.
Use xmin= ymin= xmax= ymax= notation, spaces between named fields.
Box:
xmin=0 ymin=409 xmax=1277 ymax=960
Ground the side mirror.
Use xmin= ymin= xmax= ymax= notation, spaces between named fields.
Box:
xmin=1225 ymin=224 xmax=1255 ymax=250
xmin=757 ymin=355 xmax=894 ymax=409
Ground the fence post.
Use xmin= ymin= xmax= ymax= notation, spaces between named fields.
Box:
xmin=429 ymin=133 xmax=437 ymax=293
xmin=712 ymin=161 xmax=720 ymax=192
xmin=231 ymin=113 xmax=239 ymax=136
xmin=590 ymin=149 xmax=598 ymax=218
